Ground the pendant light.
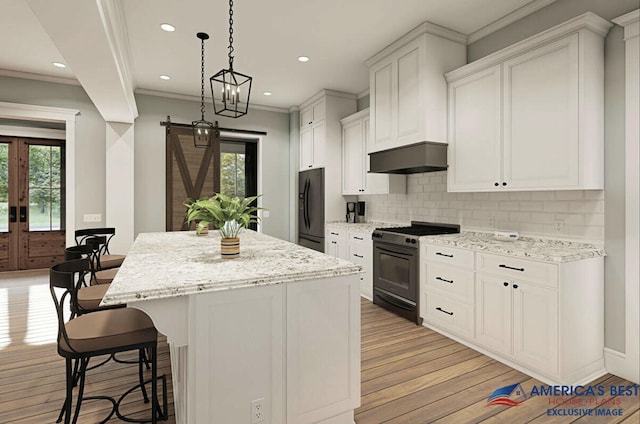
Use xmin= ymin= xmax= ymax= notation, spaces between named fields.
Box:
xmin=193 ymin=32 xmax=218 ymax=148
xmin=210 ymin=0 xmax=252 ymax=118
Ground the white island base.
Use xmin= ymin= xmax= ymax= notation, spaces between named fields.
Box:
xmin=133 ymin=274 xmax=360 ymax=424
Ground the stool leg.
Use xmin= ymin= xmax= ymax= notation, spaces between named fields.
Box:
xmin=61 ymin=358 xmax=73 ymax=424
xmin=151 ymin=346 xmax=158 ymax=424
xmin=72 ymin=358 xmax=88 ymax=424
xmin=139 ymin=349 xmax=149 ymax=403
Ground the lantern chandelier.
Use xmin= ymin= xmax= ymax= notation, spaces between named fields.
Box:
xmin=210 ymin=0 xmax=252 ymax=118
xmin=192 ymin=32 xmax=219 ymax=148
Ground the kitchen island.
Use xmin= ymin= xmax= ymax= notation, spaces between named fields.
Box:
xmin=102 ymin=230 xmax=362 ymax=424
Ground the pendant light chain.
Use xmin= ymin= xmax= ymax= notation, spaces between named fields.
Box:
xmin=228 ymin=0 xmax=234 ymax=69
xmin=200 ymin=36 xmax=206 ymax=121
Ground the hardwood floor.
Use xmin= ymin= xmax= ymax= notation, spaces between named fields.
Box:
xmin=0 ymin=271 xmax=637 ymax=423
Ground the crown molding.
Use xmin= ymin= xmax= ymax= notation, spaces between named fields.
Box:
xmin=366 ymin=21 xmax=467 ymax=66
xmin=0 ymin=101 xmax=79 ymax=122
xmin=300 ymin=89 xmax=358 ymax=109
xmin=357 ymin=88 xmax=370 ymax=99
xmin=446 ymin=12 xmax=612 ymax=81
xmin=340 ymin=108 xmax=369 ymax=125
xmin=467 ymin=0 xmax=559 ymax=44
xmin=134 ymin=88 xmax=290 ymax=114
xmin=288 ymin=106 xmax=299 ymax=112
xmin=613 ymin=9 xmax=639 ymax=40
xmin=0 ymin=69 xmax=80 ymax=86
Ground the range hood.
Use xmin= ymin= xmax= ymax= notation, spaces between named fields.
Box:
xmin=369 ymin=141 xmax=448 ymax=174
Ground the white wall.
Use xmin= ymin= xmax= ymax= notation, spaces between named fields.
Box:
xmin=0 ymin=76 xmax=106 ymax=231
xmin=133 ymin=93 xmax=291 ymax=241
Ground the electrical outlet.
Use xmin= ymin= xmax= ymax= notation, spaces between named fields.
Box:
xmin=83 ymin=214 xmax=102 ymax=223
xmin=262 ymin=210 xmax=270 ymax=218
xmin=488 ymin=216 xmax=495 ymax=228
xmin=251 ymin=398 xmax=265 ymax=424
xmin=554 ymin=219 xmax=564 ymax=234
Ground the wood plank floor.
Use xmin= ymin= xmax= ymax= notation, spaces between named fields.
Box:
xmin=1 ymin=271 xmax=638 ymax=423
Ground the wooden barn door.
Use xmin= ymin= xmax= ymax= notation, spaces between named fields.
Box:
xmin=0 ymin=136 xmax=65 ymax=271
xmin=165 ymin=125 xmax=220 ymax=231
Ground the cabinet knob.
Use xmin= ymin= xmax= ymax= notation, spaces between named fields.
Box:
xmin=494 ymin=182 xmax=499 ymax=187
xmin=513 ymin=284 xmax=519 ymax=289
xmin=503 ymin=282 xmax=509 ymax=287
xmin=502 ymin=182 xmax=507 ymax=186
xmin=308 ymin=121 xmax=313 ymax=125
xmin=308 ymin=165 xmax=312 ymax=168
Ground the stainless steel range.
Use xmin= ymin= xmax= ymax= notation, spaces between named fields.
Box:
xmin=372 ymin=221 xmax=460 ymax=324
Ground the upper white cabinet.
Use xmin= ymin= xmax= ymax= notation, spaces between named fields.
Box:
xmin=298 ymin=92 xmax=356 ymax=172
xmin=366 ymin=22 xmax=466 ymax=154
xmin=446 ymin=12 xmax=612 ymax=192
xmin=341 ymin=109 xmax=406 ymax=195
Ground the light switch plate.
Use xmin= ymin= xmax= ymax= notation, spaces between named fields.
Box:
xmin=83 ymin=214 xmax=102 ymax=223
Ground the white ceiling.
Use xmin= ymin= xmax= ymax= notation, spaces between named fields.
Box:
xmin=1 ymin=0 xmax=544 ymax=110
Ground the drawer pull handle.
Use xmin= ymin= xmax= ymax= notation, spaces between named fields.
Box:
xmin=499 ymin=264 xmax=525 ymax=272
xmin=436 ymin=277 xmax=453 ymax=284
xmin=331 ymin=241 xmax=337 ymax=244
xmin=435 ymin=252 xmax=453 ymax=258
xmin=513 ymin=284 xmax=519 ymax=289
xmin=436 ymin=307 xmax=453 ymax=316
xmin=353 ymin=236 xmax=363 ymax=240
xmin=503 ymin=282 xmax=509 ymax=287
xmin=330 ymin=232 xmax=339 ymax=235
xmin=353 ymin=254 xmax=364 ymax=258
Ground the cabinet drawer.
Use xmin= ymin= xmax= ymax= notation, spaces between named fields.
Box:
xmin=348 ymin=242 xmax=369 ymax=262
xmin=326 ymin=228 xmax=347 ymax=240
xmin=476 ymin=252 xmax=558 ymax=287
xmin=424 ymin=290 xmax=474 ymax=339
xmin=424 ymin=244 xmax=474 ymax=269
xmin=348 ymin=232 xmax=371 ymax=244
xmin=425 ymin=263 xmax=474 ymax=303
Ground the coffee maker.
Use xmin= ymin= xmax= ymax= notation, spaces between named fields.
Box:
xmin=357 ymin=201 xmax=366 ymax=223
xmin=346 ymin=202 xmax=356 ymax=223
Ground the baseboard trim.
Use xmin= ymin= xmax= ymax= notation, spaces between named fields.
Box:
xmin=604 ymin=348 xmax=639 ymax=383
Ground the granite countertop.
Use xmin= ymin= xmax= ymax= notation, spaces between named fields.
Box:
xmin=326 ymin=221 xmax=406 ymax=235
xmin=102 ymin=230 xmax=362 ymax=305
xmin=419 ymin=231 xmax=606 ymax=263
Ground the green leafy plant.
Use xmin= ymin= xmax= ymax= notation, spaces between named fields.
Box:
xmin=184 ymin=194 xmax=262 ymax=238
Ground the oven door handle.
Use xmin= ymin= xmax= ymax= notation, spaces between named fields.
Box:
xmin=375 ymin=290 xmax=415 ymax=311
xmin=375 ymin=246 xmax=415 ymax=257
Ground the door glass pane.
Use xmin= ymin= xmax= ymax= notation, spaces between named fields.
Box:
xmin=220 ymin=152 xmax=246 ymax=198
xmin=0 ymin=144 xmax=8 ymax=232
xmin=28 ymin=145 xmax=62 ymax=231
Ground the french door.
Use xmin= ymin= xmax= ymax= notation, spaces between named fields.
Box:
xmin=0 ymin=137 xmax=66 ymax=271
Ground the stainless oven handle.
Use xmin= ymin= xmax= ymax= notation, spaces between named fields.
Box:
xmin=375 ymin=289 xmax=416 ymax=311
xmin=375 ymin=245 xmax=415 ymax=257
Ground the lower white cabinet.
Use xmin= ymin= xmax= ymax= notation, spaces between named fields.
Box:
xmin=421 ymin=242 xmax=604 ymax=385
xmin=326 ymin=224 xmax=374 ymax=299
xmin=347 ymin=233 xmax=373 ymax=300
xmin=325 ymin=228 xmax=348 ymax=260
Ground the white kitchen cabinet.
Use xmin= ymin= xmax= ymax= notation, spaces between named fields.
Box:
xmin=298 ymin=90 xmax=357 ymax=223
xmin=299 ymin=123 xmax=325 ymax=171
xmin=341 ymin=109 xmax=406 ymax=195
xmin=446 ymin=13 xmax=611 ymax=192
xmin=421 ymin=241 xmax=604 ymax=385
xmin=366 ymin=22 xmax=466 ymax=154
xmin=420 ymin=244 xmax=475 ymax=340
xmin=347 ymin=232 xmax=373 ymax=300
xmin=300 ymin=98 xmax=325 ymax=130
xmin=447 ymin=65 xmax=502 ymax=191
xmin=325 ymin=228 xmax=348 ymax=261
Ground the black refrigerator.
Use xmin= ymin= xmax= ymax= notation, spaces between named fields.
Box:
xmin=298 ymin=168 xmax=325 ymax=253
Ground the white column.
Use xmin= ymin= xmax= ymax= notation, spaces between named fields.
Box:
xmin=106 ymin=122 xmax=135 ymax=254
xmin=611 ymin=9 xmax=640 ymax=385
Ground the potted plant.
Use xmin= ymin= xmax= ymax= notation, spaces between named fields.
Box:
xmin=184 ymin=194 xmax=261 ymax=258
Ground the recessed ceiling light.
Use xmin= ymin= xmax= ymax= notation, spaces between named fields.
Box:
xmin=52 ymin=62 xmax=66 ymax=68
xmin=160 ymin=75 xmax=171 ymax=80
xmin=160 ymin=23 xmax=176 ymax=32
xmin=263 ymin=92 xmax=272 ymax=96
xmin=297 ymin=56 xmax=310 ymax=63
